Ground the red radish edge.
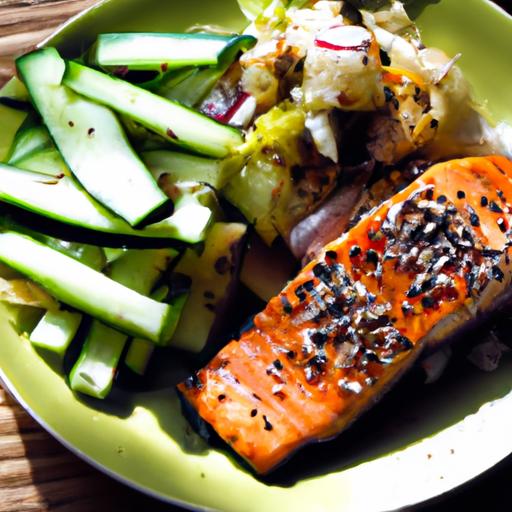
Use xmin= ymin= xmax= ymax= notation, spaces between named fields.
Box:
xmin=315 ymin=25 xmax=371 ymax=52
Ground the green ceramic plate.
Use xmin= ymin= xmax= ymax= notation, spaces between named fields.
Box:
xmin=2 ymin=1 xmax=512 ymax=510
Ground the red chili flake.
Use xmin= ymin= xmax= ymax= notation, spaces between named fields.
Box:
xmin=161 ymin=63 xmax=169 ymax=72
xmin=166 ymin=128 xmax=178 ymax=140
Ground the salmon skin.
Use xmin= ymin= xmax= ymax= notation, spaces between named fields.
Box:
xmin=179 ymin=156 xmax=512 ymax=474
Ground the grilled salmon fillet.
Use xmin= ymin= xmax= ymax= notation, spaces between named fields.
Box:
xmin=179 ymin=156 xmax=512 ymax=474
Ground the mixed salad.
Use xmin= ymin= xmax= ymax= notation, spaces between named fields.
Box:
xmin=0 ymin=0 xmax=511 ymax=467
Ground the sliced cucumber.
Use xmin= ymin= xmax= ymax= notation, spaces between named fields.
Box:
xmin=8 ymin=125 xmax=53 ymax=165
xmin=0 ymin=161 xmax=210 ymax=243
xmin=143 ymin=66 xmax=195 ymax=93
xmin=69 ymin=248 xmax=176 ymax=398
xmin=44 ymin=239 xmax=106 ymax=271
xmin=63 ymin=61 xmax=243 ymax=158
xmin=170 ymin=222 xmax=247 ymax=352
xmin=0 ymin=216 xmax=107 ymax=271
xmin=93 ymin=33 xmax=240 ymax=71
xmin=29 ymin=309 xmax=82 ymax=356
xmin=103 ymin=247 xmax=128 ymax=264
xmin=150 ymin=182 xmax=215 ymax=244
xmin=0 ymin=103 xmax=28 ymax=162
xmin=155 ymin=35 xmax=256 ymax=107
xmin=16 ymin=48 xmax=168 ymax=226
xmin=0 ymin=232 xmax=175 ymax=342
xmin=143 ymin=150 xmax=244 ymax=190
xmin=125 ymin=287 xmax=187 ymax=376
xmin=157 ymin=67 xmax=222 ymax=107
xmin=15 ymin=148 xmax=70 ymax=177
xmin=69 ymin=322 xmax=127 ymax=398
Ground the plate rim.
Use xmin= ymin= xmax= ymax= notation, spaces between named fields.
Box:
xmin=2 ymin=0 xmax=512 ymax=510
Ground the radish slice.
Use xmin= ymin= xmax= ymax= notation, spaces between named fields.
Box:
xmin=203 ymin=91 xmax=255 ymax=128
xmin=228 ymin=94 xmax=257 ymax=128
xmin=315 ymin=25 xmax=372 ymax=52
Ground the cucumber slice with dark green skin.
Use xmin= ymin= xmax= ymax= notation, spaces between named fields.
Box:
xmin=29 ymin=309 xmax=82 ymax=356
xmin=6 ymin=217 xmax=108 ymax=271
xmin=0 ymin=103 xmax=28 ymax=162
xmin=170 ymin=222 xmax=247 ymax=352
xmin=124 ymin=286 xmax=187 ymax=376
xmin=141 ymin=66 xmax=195 ymax=93
xmin=44 ymin=239 xmax=106 ymax=271
xmin=103 ymin=247 xmax=127 ymax=264
xmin=69 ymin=248 xmax=177 ymax=398
xmin=16 ymin=48 xmax=168 ymax=226
xmin=154 ymin=35 xmax=256 ymax=107
xmin=0 ymin=161 xmax=210 ymax=243
xmin=62 ymin=61 xmax=244 ymax=158
xmin=8 ymin=125 xmax=53 ymax=165
xmin=156 ymin=67 xmax=221 ymax=107
xmin=93 ymin=33 xmax=241 ymax=71
xmin=0 ymin=231 xmax=175 ymax=342
xmin=15 ymin=148 xmax=70 ymax=177
xmin=142 ymin=150 xmax=244 ymax=190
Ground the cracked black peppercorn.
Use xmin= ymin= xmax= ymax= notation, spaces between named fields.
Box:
xmin=366 ymin=249 xmax=379 ymax=265
xmin=263 ymin=415 xmax=273 ymax=431
xmin=349 ymin=245 xmax=362 ymax=257
xmin=489 ymin=201 xmax=504 ymax=213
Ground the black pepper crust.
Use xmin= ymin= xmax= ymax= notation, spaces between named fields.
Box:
xmin=266 ymin=185 xmax=511 ymax=399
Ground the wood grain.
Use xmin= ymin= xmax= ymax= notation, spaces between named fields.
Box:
xmin=0 ymin=0 xmax=97 ymax=85
xmin=0 ymin=388 xmax=174 ymax=511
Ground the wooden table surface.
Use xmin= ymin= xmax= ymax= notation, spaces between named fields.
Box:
xmin=0 ymin=1 xmax=511 ymax=511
